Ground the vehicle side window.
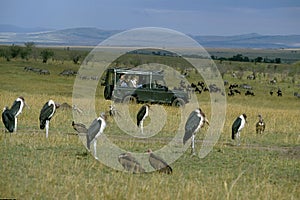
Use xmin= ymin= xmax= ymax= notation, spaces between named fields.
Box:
xmin=117 ymin=73 xmax=129 ymax=87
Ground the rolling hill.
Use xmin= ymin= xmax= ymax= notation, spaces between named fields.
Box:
xmin=0 ymin=25 xmax=299 ymax=48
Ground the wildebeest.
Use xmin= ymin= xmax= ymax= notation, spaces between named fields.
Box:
xmin=233 ymin=89 xmax=241 ymax=94
xmin=277 ymin=89 xmax=282 ymax=96
xmin=294 ymin=92 xmax=300 ymax=98
xmin=228 ymin=90 xmax=235 ymax=96
xmin=39 ymin=69 xmax=50 ymax=75
xmin=247 ymin=74 xmax=255 ymax=80
xmin=270 ymin=79 xmax=277 ymax=84
xmin=197 ymin=81 xmax=206 ymax=89
xmin=245 ymin=90 xmax=255 ymax=96
xmin=59 ymin=69 xmax=77 ymax=76
xmin=191 ymin=83 xmax=197 ymax=88
xmin=240 ymin=84 xmax=252 ymax=90
xmin=229 ymin=84 xmax=238 ymax=90
xmin=24 ymin=66 xmax=33 ymax=71
xmin=195 ymin=86 xmax=202 ymax=94
xmin=209 ymin=84 xmax=221 ymax=93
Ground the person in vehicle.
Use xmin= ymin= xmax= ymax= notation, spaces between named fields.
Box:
xmin=118 ymin=74 xmax=128 ymax=87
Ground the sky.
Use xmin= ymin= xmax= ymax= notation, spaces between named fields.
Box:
xmin=0 ymin=0 xmax=300 ymax=35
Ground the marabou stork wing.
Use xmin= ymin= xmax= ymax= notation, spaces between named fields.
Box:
xmin=118 ymin=153 xmax=145 ymax=173
xmin=183 ymin=111 xmax=201 ymax=144
xmin=149 ymin=153 xmax=172 ymax=174
xmin=137 ymin=105 xmax=147 ymax=127
xmin=2 ymin=109 xmax=15 ymax=132
xmin=10 ymin=100 xmax=21 ymax=116
xmin=72 ymin=121 xmax=88 ymax=134
xmin=232 ymin=117 xmax=242 ymax=139
xmin=39 ymin=103 xmax=54 ymax=129
xmin=86 ymin=119 xmax=101 ymax=149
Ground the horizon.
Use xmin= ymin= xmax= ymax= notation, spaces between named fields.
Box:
xmin=0 ymin=24 xmax=299 ymax=37
xmin=0 ymin=0 xmax=299 ymax=36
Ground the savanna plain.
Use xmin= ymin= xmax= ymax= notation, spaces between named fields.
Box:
xmin=0 ymin=46 xmax=299 ymax=199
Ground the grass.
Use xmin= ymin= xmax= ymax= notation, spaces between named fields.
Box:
xmin=0 ymin=56 xmax=299 ymax=199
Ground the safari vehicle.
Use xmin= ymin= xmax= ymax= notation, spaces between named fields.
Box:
xmin=103 ymin=68 xmax=190 ymax=106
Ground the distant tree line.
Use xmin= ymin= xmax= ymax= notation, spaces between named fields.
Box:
xmin=0 ymin=43 xmax=86 ymax=64
xmin=211 ymin=54 xmax=281 ymax=64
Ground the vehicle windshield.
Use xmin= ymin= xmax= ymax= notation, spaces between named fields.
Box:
xmin=115 ymin=71 xmax=157 ymax=89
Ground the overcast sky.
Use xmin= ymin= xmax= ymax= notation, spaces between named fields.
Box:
xmin=1 ymin=0 xmax=299 ymax=35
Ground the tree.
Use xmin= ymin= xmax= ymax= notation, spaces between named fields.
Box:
xmin=24 ymin=42 xmax=35 ymax=50
xmin=275 ymin=58 xmax=281 ymax=64
xmin=10 ymin=44 xmax=21 ymax=58
xmin=0 ymin=48 xmax=10 ymax=61
xmin=20 ymin=49 xmax=29 ymax=60
xmin=70 ymin=52 xmax=81 ymax=64
xmin=40 ymin=49 xmax=54 ymax=63
xmin=24 ymin=42 xmax=35 ymax=60
xmin=255 ymin=57 xmax=263 ymax=63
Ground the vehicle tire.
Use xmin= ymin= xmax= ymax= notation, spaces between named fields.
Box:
xmin=172 ymin=98 xmax=185 ymax=107
xmin=123 ymin=95 xmax=137 ymax=104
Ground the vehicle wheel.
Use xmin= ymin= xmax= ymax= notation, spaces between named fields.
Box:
xmin=123 ymin=95 xmax=137 ymax=104
xmin=172 ymin=98 xmax=185 ymax=107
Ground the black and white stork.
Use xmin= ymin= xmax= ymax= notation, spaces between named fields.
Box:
xmin=232 ymin=113 xmax=247 ymax=146
xmin=109 ymin=105 xmax=120 ymax=117
xmin=2 ymin=106 xmax=15 ymax=133
xmin=39 ymin=100 xmax=60 ymax=138
xmin=72 ymin=121 xmax=88 ymax=134
xmin=137 ymin=104 xmax=150 ymax=134
xmin=118 ymin=152 xmax=145 ymax=173
xmin=9 ymin=96 xmax=26 ymax=132
xmin=147 ymin=149 xmax=172 ymax=174
xmin=256 ymin=114 xmax=265 ymax=134
xmin=86 ymin=113 xmax=107 ymax=160
xmin=183 ymin=108 xmax=209 ymax=155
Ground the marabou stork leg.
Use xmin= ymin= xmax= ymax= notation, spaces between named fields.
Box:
xmin=191 ymin=134 xmax=196 ymax=155
xmin=45 ymin=120 xmax=49 ymax=138
xmin=94 ymin=140 xmax=98 ymax=160
xmin=14 ymin=117 xmax=17 ymax=132
xmin=141 ymin=120 xmax=144 ymax=134
xmin=237 ymin=131 xmax=241 ymax=146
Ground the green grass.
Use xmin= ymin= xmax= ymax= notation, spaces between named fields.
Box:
xmin=0 ymin=56 xmax=299 ymax=199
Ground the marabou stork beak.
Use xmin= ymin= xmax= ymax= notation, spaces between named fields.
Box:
xmin=24 ymin=101 xmax=30 ymax=109
xmin=55 ymin=103 xmax=61 ymax=108
xmin=205 ymin=118 xmax=210 ymax=126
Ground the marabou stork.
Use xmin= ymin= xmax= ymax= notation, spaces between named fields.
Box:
xmin=118 ymin=152 xmax=145 ymax=173
xmin=2 ymin=107 xmax=15 ymax=132
xmin=39 ymin=100 xmax=60 ymax=138
xmin=137 ymin=104 xmax=150 ymax=134
xmin=72 ymin=121 xmax=88 ymax=134
xmin=86 ymin=113 xmax=107 ymax=160
xmin=147 ymin=149 xmax=172 ymax=174
xmin=183 ymin=108 xmax=209 ymax=155
xmin=256 ymin=114 xmax=265 ymax=134
xmin=232 ymin=113 xmax=247 ymax=146
xmin=109 ymin=105 xmax=121 ymax=117
xmin=9 ymin=96 xmax=27 ymax=132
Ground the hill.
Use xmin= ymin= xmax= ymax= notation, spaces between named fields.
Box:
xmin=0 ymin=25 xmax=299 ymax=48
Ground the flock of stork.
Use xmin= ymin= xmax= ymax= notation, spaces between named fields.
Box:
xmin=2 ymin=97 xmax=266 ymax=174
xmin=1 ymin=97 xmax=59 ymax=137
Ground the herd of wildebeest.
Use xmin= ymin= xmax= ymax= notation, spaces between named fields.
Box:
xmin=24 ymin=66 xmax=99 ymax=80
xmin=179 ymin=79 xmax=286 ymax=98
xmin=24 ymin=65 xmax=300 ymax=98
